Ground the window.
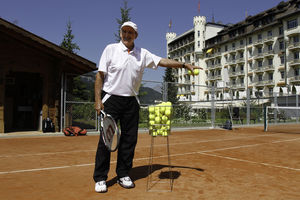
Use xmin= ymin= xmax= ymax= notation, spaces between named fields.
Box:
xmin=268 ymin=44 xmax=272 ymax=51
xmin=258 ymin=47 xmax=262 ymax=54
xmin=232 ymin=66 xmax=236 ymax=72
xmin=279 ymin=41 xmax=284 ymax=50
xmin=232 ymin=43 xmax=235 ymax=49
xmin=248 ymin=37 xmax=252 ymax=44
xmin=258 ymin=34 xmax=262 ymax=40
xmin=239 ymin=52 xmax=243 ymax=58
xmin=269 ymin=88 xmax=273 ymax=96
xmin=267 ymin=30 xmax=272 ymax=37
xmin=295 ymin=68 xmax=300 ymax=76
xmin=232 ymin=54 xmax=236 ymax=60
xmin=258 ymin=75 xmax=263 ymax=81
xmin=268 ymin=58 xmax=273 ymax=66
xmin=268 ymin=73 xmax=273 ymax=80
xmin=249 ymin=75 xmax=253 ymax=82
xmin=280 ymin=55 xmax=285 ymax=64
xmin=287 ymin=19 xmax=298 ymax=29
xmin=240 ymin=40 xmax=244 ymax=45
xmin=225 ymin=45 xmax=228 ymax=51
xmin=280 ymin=71 xmax=285 ymax=79
xmin=240 ymin=65 xmax=244 ymax=71
xmin=198 ymin=31 xmax=200 ymax=37
xmin=279 ymin=26 xmax=283 ymax=35
xmin=249 ymin=62 xmax=253 ymax=69
xmin=198 ymin=41 xmax=200 ymax=47
xmin=293 ymin=36 xmax=299 ymax=43
xmin=258 ymin=60 xmax=263 ymax=67
xmin=294 ymin=51 xmax=300 ymax=59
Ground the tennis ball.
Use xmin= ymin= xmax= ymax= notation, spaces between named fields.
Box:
xmin=165 ymin=109 xmax=171 ymax=117
xmin=149 ymin=114 xmax=155 ymax=120
xmin=162 ymin=115 xmax=168 ymax=123
xmin=152 ymin=131 xmax=157 ymax=136
xmin=194 ymin=69 xmax=199 ymax=75
xmin=166 ymin=120 xmax=171 ymax=126
xmin=160 ymin=106 xmax=165 ymax=114
xmin=155 ymin=111 xmax=160 ymax=117
xmin=149 ymin=120 xmax=155 ymax=126
xmin=149 ymin=106 xmax=155 ymax=113
xmin=155 ymin=116 xmax=161 ymax=124
xmin=188 ymin=70 xmax=192 ymax=75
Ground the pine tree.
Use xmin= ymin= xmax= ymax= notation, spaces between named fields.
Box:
xmin=60 ymin=19 xmax=80 ymax=54
xmin=115 ymin=0 xmax=132 ymax=42
xmin=163 ymin=68 xmax=179 ymax=104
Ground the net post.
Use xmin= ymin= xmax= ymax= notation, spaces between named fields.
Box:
xmin=264 ymin=105 xmax=268 ymax=132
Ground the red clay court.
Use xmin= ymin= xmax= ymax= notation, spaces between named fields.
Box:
xmin=0 ymin=126 xmax=299 ymax=200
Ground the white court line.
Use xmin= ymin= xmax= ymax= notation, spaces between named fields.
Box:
xmin=199 ymin=153 xmax=300 ymax=171
xmin=0 ymin=137 xmax=299 ymax=175
xmin=0 ymin=133 xmax=285 ymax=158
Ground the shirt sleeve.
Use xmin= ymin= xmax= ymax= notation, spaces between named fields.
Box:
xmin=98 ymin=45 xmax=110 ymax=73
xmin=144 ymin=49 xmax=162 ymax=69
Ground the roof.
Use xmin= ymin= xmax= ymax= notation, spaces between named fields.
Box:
xmin=0 ymin=17 xmax=97 ymax=74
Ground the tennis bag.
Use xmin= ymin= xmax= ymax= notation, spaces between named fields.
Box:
xmin=42 ymin=117 xmax=55 ymax=133
xmin=63 ymin=126 xmax=87 ymax=136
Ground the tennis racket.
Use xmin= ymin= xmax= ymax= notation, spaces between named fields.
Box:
xmin=98 ymin=110 xmax=120 ymax=152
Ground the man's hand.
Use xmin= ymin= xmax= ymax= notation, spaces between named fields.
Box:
xmin=95 ymin=101 xmax=104 ymax=116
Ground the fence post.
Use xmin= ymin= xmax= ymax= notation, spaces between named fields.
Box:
xmin=246 ymin=88 xmax=250 ymax=125
xmin=163 ymin=82 xmax=168 ymax=102
xmin=211 ymin=86 xmax=215 ymax=128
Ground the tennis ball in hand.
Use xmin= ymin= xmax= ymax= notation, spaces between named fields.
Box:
xmin=194 ymin=69 xmax=199 ymax=75
xmin=188 ymin=70 xmax=192 ymax=75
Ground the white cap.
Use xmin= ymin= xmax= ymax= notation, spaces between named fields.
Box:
xmin=121 ymin=21 xmax=138 ymax=34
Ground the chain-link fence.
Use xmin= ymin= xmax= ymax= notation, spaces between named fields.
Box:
xmin=63 ymin=73 xmax=97 ymax=131
xmin=62 ymin=74 xmax=299 ymax=131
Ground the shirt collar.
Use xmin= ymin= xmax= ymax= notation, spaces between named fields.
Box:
xmin=119 ymin=41 xmax=137 ymax=54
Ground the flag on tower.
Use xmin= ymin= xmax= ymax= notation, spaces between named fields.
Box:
xmin=198 ymin=0 xmax=200 ymax=14
xmin=169 ymin=19 xmax=172 ymax=30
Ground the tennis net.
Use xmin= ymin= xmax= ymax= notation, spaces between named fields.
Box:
xmin=264 ymin=106 xmax=300 ymax=133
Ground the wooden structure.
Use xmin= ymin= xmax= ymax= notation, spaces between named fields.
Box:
xmin=0 ymin=18 xmax=96 ymax=133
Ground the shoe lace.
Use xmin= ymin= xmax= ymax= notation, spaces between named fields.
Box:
xmin=97 ymin=181 xmax=106 ymax=186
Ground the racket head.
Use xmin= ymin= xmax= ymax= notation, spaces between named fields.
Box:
xmin=99 ymin=110 xmax=120 ymax=152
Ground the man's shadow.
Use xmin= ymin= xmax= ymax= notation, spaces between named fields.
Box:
xmin=107 ymin=164 xmax=204 ymax=187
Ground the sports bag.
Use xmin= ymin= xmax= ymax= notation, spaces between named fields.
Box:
xmin=63 ymin=126 xmax=87 ymax=136
xmin=42 ymin=117 xmax=55 ymax=133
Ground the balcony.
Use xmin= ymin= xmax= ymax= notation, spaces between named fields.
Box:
xmin=263 ymin=65 xmax=275 ymax=72
xmin=264 ymin=36 xmax=274 ymax=44
xmin=264 ymin=50 xmax=275 ymax=57
xmin=288 ymin=42 xmax=300 ymax=51
xmin=289 ymin=75 xmax=300 ymax=83
xmin=229 ymin=71 xmax=238 ymax=77
xmin=289 ymin=59 xmax=300 ymax=67
xmin=236 ymin=58 xmax=245 ymax=64
xmin=254 ymin=39 xmax=263 ymax=46
xmin=254 ymin=53 xmax=264 ymax=60
xmin=265 ymin=80 xmax=275 ymax=86
xmin=236 ymin=70 xmax=245 ymax=76
xmin=255 ymin=80 xmax=265 ymax=87
xmin=254 ymin=66 xmax=264 ymax=73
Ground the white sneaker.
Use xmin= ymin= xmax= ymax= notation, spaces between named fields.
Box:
xmin=95 ymin=181 xmax=107 ymax=193
xmin=117 ymin=176 xmax=135 ymax=189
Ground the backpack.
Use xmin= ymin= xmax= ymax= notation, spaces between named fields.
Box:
xmin=42 ymin=117 xmax=55 ymax=133
xmin=63 ymin=126 xmax=87 ymax=136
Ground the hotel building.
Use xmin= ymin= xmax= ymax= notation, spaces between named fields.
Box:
xmin=166 ymin=0 xmax=300 ymax=103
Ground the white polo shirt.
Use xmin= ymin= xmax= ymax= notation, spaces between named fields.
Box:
xmin=98 ymin=42 xmax=161 ymax=96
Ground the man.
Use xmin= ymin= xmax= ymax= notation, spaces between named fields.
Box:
xmin=94 ymin=21 xmax=202 ymax=193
